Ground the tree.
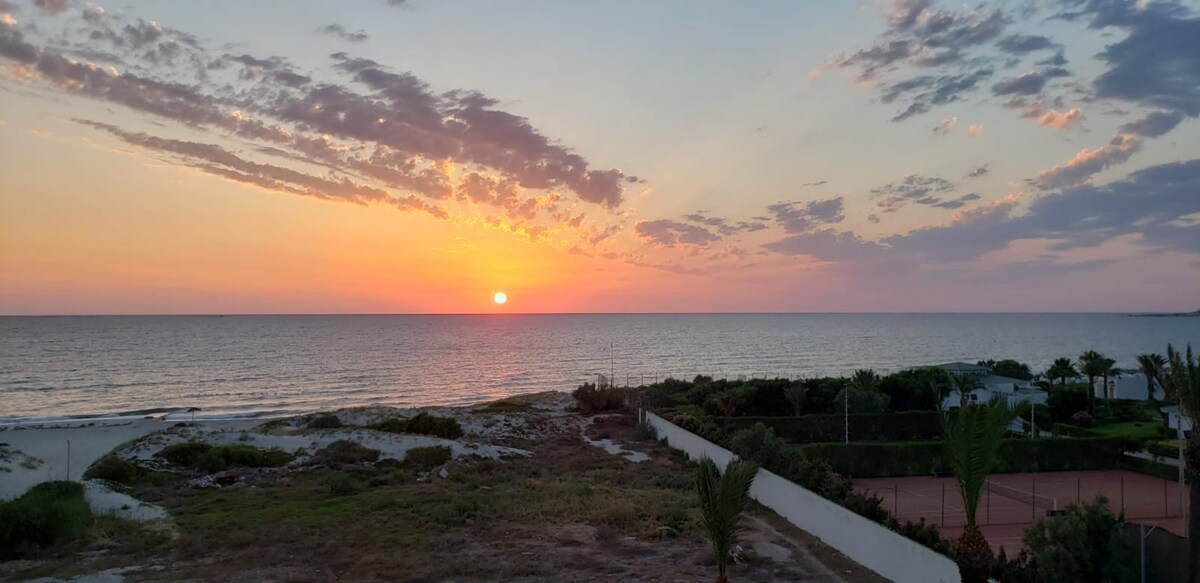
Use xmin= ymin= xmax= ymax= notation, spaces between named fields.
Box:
xmin=1161 ymin=344 xmax=1200 ymax=583
xmin=1099 ymin=357 xmax=1118 ymax=400
xmin=696 ymin=456 xmax=759 ymax=583
xmin=1136 ymin=353 xmax=1167 ymax=403
xmin=1078 ymin=351 xmax=1108 ymax=413
xmin=849 ymin=369 xmax=881 ymax=393
xmin=993 ymin=497 xmax=1136 ymax=582
xmin=978 ymin=359 xmax=1033 ymax=381
xmin=951 ymin=374 xmax=978 ymax=407
xmin=929 ymin=377 xmax=948 ymax=411
xmin=1047 ymin=357 xmax=1078 ymax=387
xmin=943 ymin=396 xmax=1017 ymax=583
xmin=783 ymin=384 xmax=807 ymax=417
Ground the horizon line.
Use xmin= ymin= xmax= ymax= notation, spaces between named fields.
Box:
xmin=1 ymin=310 xmax=1194 ymax=317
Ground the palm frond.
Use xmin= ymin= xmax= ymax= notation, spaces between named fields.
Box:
xmin=696 ymin=456 xmax=758 ymax=580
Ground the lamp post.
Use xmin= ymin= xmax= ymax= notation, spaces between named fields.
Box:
xmin=844 ymin=383 xmax=850 ymax=444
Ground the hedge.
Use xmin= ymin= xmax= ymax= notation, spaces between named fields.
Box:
xmin=798 ymin=437 xmax=1139 ymax=478
xmin=1119 ymin=455 xmax=1181 ymax=481
xmin=717 ymin=411 xmax=944 ymax=443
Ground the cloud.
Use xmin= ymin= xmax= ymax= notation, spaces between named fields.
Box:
xmin=871 ymin=174 xmax=963 ymax=212
xmin=386 ymin=0 xmax=413 ymax=7
xmin=882 ymin=69 xmax=994 ymax=121
xmin=317 ymin=24 xmax=369 ymax=43
xmin=995 ymin=34 xmax=1059 ymax=54
xmin=1119 ymin=110 xmax=1185 ymax=137
xmin=968 ymin=124 xmax=983 ymax=136
xmin=33 ymin=0 xmax=68 ymax=15
xmin=681 ymin=212 xmax=766 ymax=236
xmin=0 ymin=17 xmax=629 ymax=218
xmin=634 ymin=219 xmax=719 ymax=247
xmin=1033 ymin=108 xmax=1085 ymax=130
xmin=1067 ymin=0 xmax=1200 ymax=116
xmin=1035 ymin=134 xmax=1142 ymax=188
xmin=767 ymin=197 xmax=845 ymax=233
xmin=991 ymin=68 xmax=1070 ymax=96
xmin=761 ymin=229 xmax=885 ymax=261
xmin=966 ymin=165 xmax=990 ymax=178
xmin=933 ymin=116 xmax=957 ymax=135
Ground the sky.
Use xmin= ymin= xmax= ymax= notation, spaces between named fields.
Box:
xmin=0 ymin=0 xmax=1198 ymax=314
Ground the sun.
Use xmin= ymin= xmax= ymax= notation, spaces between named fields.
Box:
xmin=493 ymin=291 xmax=507 ymax=305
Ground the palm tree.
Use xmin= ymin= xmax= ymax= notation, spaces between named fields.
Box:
xmin=1137 ymin=353 xmax=1167 ymax=403
xmin=1047 ymin=357 xmax=1078 ymax=387
xmin=849 ymin=369 xmax=881 ymax=393
xmin=929 ymin=377 xmax=948 ymax=411
xmin=951 ymin=374 xmax=978 ymax=407
xmin=1078 ymin=350 xmax=1107 ymax=413
xmin=943 ymin=396 xmax=1017 ymax=583
xmin=1099 ymin=357 xmax=1118 ymax=399
xmin=696 ymin=456 xmax=759 ymax=583
xmin=1159 ymin=345 xmax=1199 ymax=582
xmin=783 ymin=384 xmax=807 ymax=417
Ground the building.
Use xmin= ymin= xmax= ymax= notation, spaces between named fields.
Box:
xmin=927 ymin=362 xmax=1049 ymax=409
xmin=1160 ymin=405 xmax=1193 ymax=439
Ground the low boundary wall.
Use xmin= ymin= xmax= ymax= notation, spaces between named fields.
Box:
xmin=645 ymin=410 xmax=961 ymax=583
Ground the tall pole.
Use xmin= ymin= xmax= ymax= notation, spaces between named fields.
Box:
xmin=844 ymin=386 xmax=850 ymax=444
xmin=66 ymin=440 xmax=71 ymax=481
xmin=610 ymin=340 xmax=614 ymax=388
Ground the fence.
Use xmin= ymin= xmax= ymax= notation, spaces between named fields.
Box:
xmin=644 ymin=410 xmax=962 ymax=583
xmin=594 ymin=369 xmax=911 ymax=388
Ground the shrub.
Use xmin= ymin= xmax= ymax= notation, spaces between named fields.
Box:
xmin=728 ymin=423 xmax=788 ymax=467
xmin=83 ymin=455 xmax=140 ymax=485
xmin=995 ymin=497 xmax=1136 ymax=582
xmin=718 ymin=411 xmax=944 ymax=443
xmin=312 ymin=440 xmax=381 ymax=466
xmin=0 ymin=481 xmax=92 ymax=556
xmin=833 ymin=387 xmax=889 ymax=414
xmin=573 ymin=383 xmax=627 ymax=414
xmin=156 ymin=442 xmax=293 ymax=472
xmin=370 ymin=413 xmax=464 ymax=439
xmin=329 ymin=473 xmax=363 ymax=496
xmin=306 ymin=414 xmax=343 ymax=429
xmin=1071 ymin=410 xmax=1094 ymax=427
xmin=896 ymin=518 xmax=951 ymax=554
xmin=404 ymin=446 xmax=452 ymax=471
xmin=157 ymin=442 xmax=213 ymax=468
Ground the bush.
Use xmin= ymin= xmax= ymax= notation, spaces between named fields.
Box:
xmin=573 ymin=383 xmax=627 ymax=414
xmin=1001 ymin=497 xmax=1136 ymax=582
xmin=728 ymin=423 xmax=788 ymax=467
xmin=404 ymin=446 xmax=451 ymax=471
xmin=0 ymin=481 xmax=92 ymax=556
xmin=311 ymin=440 xmax=381 ymax=466
xmin=83 ymin=455 xmax=140 ymax=485
xmin=156 ymin=442 xmax=293 ymax=472
xmin=370 ymin=413 xmax=464 ymax=439
xmin=306 ymin=414 xmax=343 ymax=429
xmin=719 ymin=411 xmax=944 ymax=443
xmin=329 ymin=473 xmax=363 ymax=496
xmin=833 ymin=387 xmax=889 ymax=414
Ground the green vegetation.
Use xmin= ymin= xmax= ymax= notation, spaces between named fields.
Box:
xmin=83 ymin=454 xmax=141 ymax=486
xmin=473 ymin=398 xmax=534 ymax=414
xmin=977 ymin=359 xmax=1034 ymax=381
xmin=156 ymin=442 xmax=293 ymax=473
xmin=695 ymin=457 xmax=758 ymax=583
xmin=1159 ymin=344 xmax=1200 ymax=583
xmin=944 ymin=397 xmax=1016 ymax=583
xmin=403 ymin=445 xmax=452 ymax=471
xmin=572 ymin=383 xmax=628 ymax=414
xmin=305 ymin=414 xmax=343 ymax=429
xmin=719 ymin=411 xmax=944 ymax=443
xmin=992 ymin=497 xmax=1135 ymax=583
xmin=311 ymin=440 xmax=381 ymax=466
xmin=369 ymin=413 xmax=464 ymax=439
xmin=0 ymin=481 xmax=92 ymax=558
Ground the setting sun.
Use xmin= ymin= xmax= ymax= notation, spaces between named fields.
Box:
xmin=493 ymin=292 xmax=507 ymax=305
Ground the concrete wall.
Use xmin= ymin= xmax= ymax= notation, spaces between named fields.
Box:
xmin=646 ymin=411 xmax=962 ymax=583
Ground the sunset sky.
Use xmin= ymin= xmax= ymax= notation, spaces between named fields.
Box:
xmin=1 ymin=0 xmax=1198 ymax=314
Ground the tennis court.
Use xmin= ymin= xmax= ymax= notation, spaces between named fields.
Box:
xmin=855 ymin=470 xmax=1188 ymax=553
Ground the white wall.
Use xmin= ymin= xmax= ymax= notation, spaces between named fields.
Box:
xmin=645 ymin=411 xmax=962 ymax=583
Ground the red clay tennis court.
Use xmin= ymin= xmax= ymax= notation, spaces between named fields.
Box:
xmin=855 ymin=470 xmax=1188 ymax=553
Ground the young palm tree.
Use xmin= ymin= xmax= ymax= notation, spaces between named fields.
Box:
xmin=929 ymin=377 xmax=948 ymax=411
xmin=1137 ymin=353 xmax=1167 ymax=403
xmin=849 ymin=369 xmax=881 ymax=393
xmin=783 ymin=384 xmax=807 ymax=417
xmin=951 ymin=374 xmax=978 ymax=407
xmin=1099 ymin=357 xmax=1118 ymax=399
xmin=1078 ymin=350 xmax=1107 ymax=413
xmin=1161 ymin=344 xmax=1199 ymax=583
xmin=943 ymin=396 xmax=1017 ymax=583
xmin=1048 ymin=357 xmax=1078 ymax=387
xmin=696 ymin=456 xmax=759 ymax=583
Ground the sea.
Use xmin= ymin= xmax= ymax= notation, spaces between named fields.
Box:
xmin=1 ymin=314 xmax=1196 ymax=423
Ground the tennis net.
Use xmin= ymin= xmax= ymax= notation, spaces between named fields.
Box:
xmin=985 ymin=480 xmax=1057 ymax=511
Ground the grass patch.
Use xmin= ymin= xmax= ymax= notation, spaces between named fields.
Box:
xmin=306 ymin=414 xmax=344 ymax=430
xmin=157 ymin=442 xmax=294 ymax=473
xmin=369 ymin=413 xmax=464 ymax=439
xmin=0 ymin=481 xmax=93 ymax=558
xmin=1088 ymin=419 xmax=1166 ymax=441
xmin=474 ymin=399 xmax=534 ymax=414
xmin=311 ymin=440 xmax=380 ymax=466
xmin=83 ymin=455 xmax=141 ymax=486
xmin=404 ymin=446 xmax=452 ymax=471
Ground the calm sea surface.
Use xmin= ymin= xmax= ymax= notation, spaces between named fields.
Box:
xmin=1 ymin=314 xmax=1196 ymax=422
